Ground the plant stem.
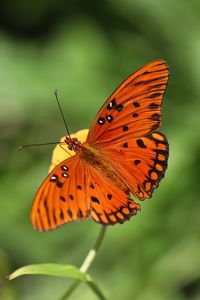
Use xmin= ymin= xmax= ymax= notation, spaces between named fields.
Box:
xmin=60 ymin=226 xmax=107 ymax=300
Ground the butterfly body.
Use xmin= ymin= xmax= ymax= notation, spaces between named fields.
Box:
xmin=31 ymin=60 xmax=169 ymax=231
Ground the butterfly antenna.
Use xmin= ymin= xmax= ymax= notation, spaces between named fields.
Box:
xmin=54 ymin=89 xmax=71 ymax=138
xmin=18 ymin=141 xmax=65 ymax=151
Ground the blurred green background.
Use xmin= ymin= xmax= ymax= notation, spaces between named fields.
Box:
xmin=1 ymin=0 xmax=200 ymax=299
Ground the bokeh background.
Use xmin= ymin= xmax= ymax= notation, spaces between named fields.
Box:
xmin=1 ymin=1 xmax=200 ymax=299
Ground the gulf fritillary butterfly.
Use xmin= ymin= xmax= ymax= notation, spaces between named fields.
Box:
xmin=31 ymin=60 xmax=169 ymax=231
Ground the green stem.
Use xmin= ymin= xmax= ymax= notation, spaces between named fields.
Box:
xmin=60 ymin=226 xmax=107 ymax=300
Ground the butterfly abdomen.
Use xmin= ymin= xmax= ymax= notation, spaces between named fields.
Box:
xmin=80 ymin=143 xmax=129 ymax=194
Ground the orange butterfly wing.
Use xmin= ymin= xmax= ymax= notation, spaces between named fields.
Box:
xmin=87 ymin=60 xmax=169 ymax=144
xmin=31 ymin=154 xmax=140 ymax=230
xmin=86 ymin=59 xmax=169 ymax=200
xmin=31 ymin=156 xmax=91 ymax=231
xmin=99 ymin=132 xmax=168 ymax=200
xmin=31 ymin=60 xmax=169 ymax=230
xmin=87 ymin=164 xmax=140 ymax=225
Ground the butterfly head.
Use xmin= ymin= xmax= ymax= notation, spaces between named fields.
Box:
xmin=65 ymin=136 xmax=82 ymax=152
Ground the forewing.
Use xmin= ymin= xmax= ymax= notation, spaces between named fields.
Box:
xmin=31 ymin=155 xmax=91 ymax=231
xmin=87 ymin=60 xmax=169 ymax=144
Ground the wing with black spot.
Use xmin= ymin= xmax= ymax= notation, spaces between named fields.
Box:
xmin=31 ymin=152 xmax=140 ymax=230
xmin=87 ymin=164 xmax=140 ymax=224
xmin=87 ymin=60 xmax=169 ymax=145
xmin=31 ymin=155 xmax=91 ymax=231
xmin=100 ymin=132 xmax=169 ymax=200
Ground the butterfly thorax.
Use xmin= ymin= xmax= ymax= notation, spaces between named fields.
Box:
xmin=65 ymin=137 xmax=83 ymax=152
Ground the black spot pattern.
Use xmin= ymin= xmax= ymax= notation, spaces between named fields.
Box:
xmin=91 ymin=198 xmax=140 ymax=225
xmin=60 ymin=210 xmax=64 ymax=220
xmin=106 ymin=114 xmax=113 ymax=123
xmin=98 ymin=117 xmax=105 ymax=125
xmin=77 ymin=185 xmax=82 ymax=190
xmin=56 ymin=181 xmax=63 ymax=188
xmin=137 ymin=139 xmax=147 ymax=148
xmin=61 ymin=165 xmax=68 ymax=171
xmin=50 ymin=174 xmax=58 ymax=182
xmin=67 ymin=208 xmax=73 ymax=218
xmin=132 ymin=113 xmax=139 ymax=118
xmin=134 ymin=159 xmax=141 ymax=165
xmin=149 ymin=103 xmax=159 ymax=109
xmin=151 ymin=122 xmax=160 ymax=131
xmin=91 ymin=196 xmax=100 ymax=204
xmin=149 ymin=92 xmax=162 ymax=98
xmin=135 ymin=76 xmax=166 ymax=86
xmin=50 ymin=174 xmax=63 ymax=188
xmin=116 ymin=103 xmax=123 ymax=112
xmin=53 ymin=210 xmax=57 ymax=224
xmin=69 ymin=194 xmax=74 ymax=200
xmin=90 ymin=183 xmax=94 ymax=189
xmin=139 ymin=132 xmax=169 ymax=198
xmin=60 ymin=196 xmax=66 ymax=202
xmin=133 ymin=101 xmax=140 ymax=107
xmin=150 ymin=113 xmax=160 ymax=120
xmin=123 ymin=125 xmax=129 ymax=131
xmin=77 ymin=210 xmax=83 ymax=218
xmin=62 ymin=173 xmax=68 ymax=178
xmin=122 ymin=142 xmax=128 ymax=148
xmin=107 ymin=194 xmax=112 ymax=200
xmin=153 ymin=83 xmax=165 ymax=89
xmin=107 ymin=98 xmax=117 ymax=110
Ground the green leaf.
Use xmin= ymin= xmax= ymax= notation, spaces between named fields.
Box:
xmin=7 ymin=263 xmax=92 ymax=282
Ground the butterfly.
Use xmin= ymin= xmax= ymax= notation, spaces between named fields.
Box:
xmin=31 ymin=60 xmax=169 ymax=231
